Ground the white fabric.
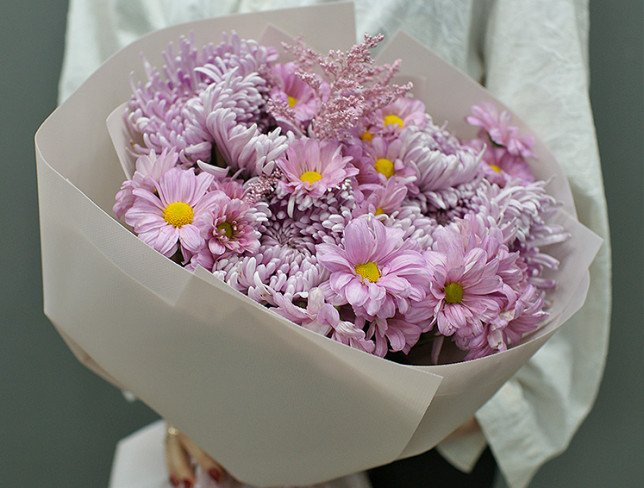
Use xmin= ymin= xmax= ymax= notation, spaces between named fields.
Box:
xmin=60 ymin=1 xmax=611 ymax=487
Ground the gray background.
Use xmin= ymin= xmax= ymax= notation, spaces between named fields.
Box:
xmin=1 ymin=1 xmax=642 ymax=486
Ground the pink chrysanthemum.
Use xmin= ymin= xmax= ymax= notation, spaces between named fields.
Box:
xmin=316 ymin=216 xmax=429 ymax=319
xmin=270 ymin=62 xmax=320 ymax=124
xmin=466 ymin=103 xmax=536 ymax=184
xmin=367 ymin=96 xmax=427 ymax=140
xmin=114 ymin=149 xmax=179 ymax=219
xmin=467 ymin=103 xmax=534 ymax=158
xmin=276 ymin=138 xmax=357 ymax=213
xmin=274 ymin=287 xmax=339 ymax=335
xmin=423 ymin=224 xmax=503 ymax=338
xmin=125 ymin=168 xmax=218 ymax=259
xmin=351 ymin=136 xmax=417 ymax=190
xmin=274 ymin=287 xmax=375 ymax=354
xmin=359 ymin=312 xmax=432 ymax=358
xmin=468 ymin=138 xmax=535 ymax=186
xmin=126 ymin=33 xmax=277 ymax=162
xmin=353 ymin=178 xmax=408 ymax=217
xmin=458 ymin=284 xmax=547 ymax=360
xmin=199 ymin=194 xmax=267 ymax=259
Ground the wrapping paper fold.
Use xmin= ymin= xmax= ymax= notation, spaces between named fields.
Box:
xmin=35 ymin=3 xmax=602 ymax=486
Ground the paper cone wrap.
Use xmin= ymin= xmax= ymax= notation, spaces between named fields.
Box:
xmin=35 ymin=3 xmax=601 ymax=486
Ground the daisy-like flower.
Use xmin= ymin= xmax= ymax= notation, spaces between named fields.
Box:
xmin=353 ymin=178 xmax=408 ymax=217
xmin=467 ymin=103 xmax=534 ymax=158
xmin=422 ymin=222 xmax=504 ymax=338
xmin=114 ymin=149 xmax=179 ymax=219
xmin=276 ymin=138 xmax=357 ymax=213
xmin=270 ymin=62 xmax=320 ymax=124
xmin=200 ymin=194 xmax=267 ymax=258
xmin=468 ymin=138 xmax=535 ymax=186
xmin=458 ymin=284 xmax=547 ymax=360
xmin=360 ymin=312 xmax=432 ymax=358
xmin=352 ymin=136 xmax=417 ymax=189
xmin=365 ymin=96 xmax=427 ymax=140
xmin=125 ymin=168 xmax=218 ymax=259
xmin=466 ymin=103 xmax=536 ymax=184
xmin=316 ymin=216 xmax=429 ymax=319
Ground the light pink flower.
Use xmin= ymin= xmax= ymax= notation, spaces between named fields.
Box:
xmin=367 ymin=96 xmax=427 ymax=140
xmin=467 ymin=103 xmax=534 ymax=157
xmin=459 ymin=284 xmax=547 ymax=359
xmin=273 ymin=287 xmax=339 ymax=335
xmin=125 ymin=168 xmax=218 ymax=259
xmin=352 ymin=136 xmax=417 ymax=189
xmin=422 ymin=224 xmax=503 ymax=338
xmin=200 ymin=194 xmax=266 ymax=258
xmin=466 ymin=103 xmax=536 ymax=184
xmin=361 ymin=313 xmax=432 ymax=357
xmin=114 ymin=149 xmax=179 ymax=218
xmin=270 ymin=62 xmax=320 ymax=123
xmin=353 ymin=178 xmax=408 ymax=217
xmin=316 ymin=216 xmax=429 ymax=319
xmin=277 ymin=138 xmax=357 ymax=212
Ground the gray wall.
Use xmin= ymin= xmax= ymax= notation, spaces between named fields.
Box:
xmin=1 ymin=1 xmax=641 ymax=486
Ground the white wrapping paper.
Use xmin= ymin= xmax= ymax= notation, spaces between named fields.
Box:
xmin=36 ymin=3 xmax=602 ymax=486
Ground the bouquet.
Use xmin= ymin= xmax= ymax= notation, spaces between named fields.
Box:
xmin=36 ymin=4 xmax=601 ymax=486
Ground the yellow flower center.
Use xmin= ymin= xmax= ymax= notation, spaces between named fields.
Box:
xmin=217 ymin=222 xmax=234 ymax=238
xmin=163 ymin=201 xmax=194 ymax=227
xmin=383 ymin=114 xmax=404 ymax=128
xmin=374 ymin=207 xmax=385 ymax=216
xmin=444 ymin=282 xmax=464 ymax=304
xmin=287 ymin=95 xmax=298 ymax=107
xmin=374 ymin=158 xmax=395 ymax=179
xmin=300 ymin=170 xmax=323 ymax=185
xmin=489 ymin=163 xmax=503 ymax=173
xmin=355 ymin=261 xmax=381 ymax=283
xmin=360 ymin=130 xmax=373 ymax=141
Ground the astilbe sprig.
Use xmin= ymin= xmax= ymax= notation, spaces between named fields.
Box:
xmin=269 ymin=34 xmax=412 ymax=140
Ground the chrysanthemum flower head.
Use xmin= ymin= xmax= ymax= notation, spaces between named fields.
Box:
xmin=458 ymin=284 xmax=547 ymax=360
xmin=466 ymin=103 xmax=536 ymax=184
xmin=199 ymin=193 xmax=267 ymax=258
xmin=124 ymin=168 xmax=219 ymax=259
xmin=352 ymin=136 xmax=417 ymax=190
xmin=367 ymin=96 xmax=427 ymax=140
xmin=270 ymin=62 xmax=320 ymax=124
xmin=276 ymin=138 xmax=357 ymax=209
xmin=316 ymin=215 xmax=429 ymax=319
xmin=114 ymin=149 xmax=179 ymax=218
xmin=467 ymin=103 xmax=534 ymax=158
xmin=423 ymin=222 xmax=504 ymax=338
xmin=354 ymin=178 xmax=408 ymax=218
xmin=273 ymin=287 xmax=338 ymax=335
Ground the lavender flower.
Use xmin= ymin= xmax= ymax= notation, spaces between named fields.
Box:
xmin=124 ymin=168 xmax=218 ymax=260
xmin=114 ymin=149 xmax=179 ymax=218
xmin=270 ymin=62 xmax=321 ymax=125
xmin=276 ymin=138 xmax=357 ymax=214
xmin=126 ymin=33 xmax=277 ymax=163
xmin=316 ymin=216 xmax=429 ymax=319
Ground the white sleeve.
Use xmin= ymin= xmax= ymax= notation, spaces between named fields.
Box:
xmin=438 ymin=1 xmax=611 ymax=487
